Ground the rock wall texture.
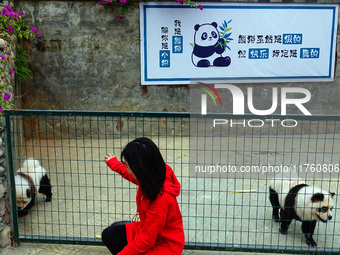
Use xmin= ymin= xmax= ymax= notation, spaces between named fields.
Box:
xmin=0 ymin=0 xmax=15 ymax=249
xmin=15 ymin=0 xmax=189 ymax=113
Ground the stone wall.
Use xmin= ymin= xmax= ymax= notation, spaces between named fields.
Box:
xmin=0 ymin=0 xmax=15 ymax=249
xmin=14 ymin=0 xmax=189 ymax=113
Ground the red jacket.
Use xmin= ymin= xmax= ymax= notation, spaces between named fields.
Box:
xmin=106 ymin=158 xmax=185 ymax=255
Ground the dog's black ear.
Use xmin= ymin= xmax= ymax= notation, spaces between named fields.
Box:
xmin=311 ymin=193 xmax=324 ymax=202
xmin=330 ymin=192 xmax=335 ymax=198
xmin=26 ymin=188 xmax=31 ymax=198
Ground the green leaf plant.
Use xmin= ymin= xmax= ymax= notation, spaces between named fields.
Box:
xmin=0 ymin=5 xmax=38 ymax=115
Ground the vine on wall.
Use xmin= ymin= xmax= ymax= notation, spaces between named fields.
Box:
xmin=0 ymin=5 xmax=39 ymax=115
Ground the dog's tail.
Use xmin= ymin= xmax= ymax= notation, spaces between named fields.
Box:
xmin=22 ymin=158 xmax=40 ymax=169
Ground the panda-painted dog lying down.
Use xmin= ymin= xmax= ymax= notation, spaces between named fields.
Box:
xmin=15 ymin=158 xmax=52 ymax=217
xmin=269 ymin=178 xmax=334 ymax=247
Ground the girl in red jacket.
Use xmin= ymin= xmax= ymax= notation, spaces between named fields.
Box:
xmin=102 ymin=137 xmax=185 ymax=255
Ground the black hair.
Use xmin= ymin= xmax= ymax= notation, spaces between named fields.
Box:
xmin=121 ymin=137 xmax=166 ymax=201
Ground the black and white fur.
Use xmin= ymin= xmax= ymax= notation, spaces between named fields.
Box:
xmin=269 ymin=179 xmax=335 ymax=247
xmin=15 ymin=158 xmax=52 ymax=217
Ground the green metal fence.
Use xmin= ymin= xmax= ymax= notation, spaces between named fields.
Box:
xmin=5 ymin=110 xmax=340 ymax=254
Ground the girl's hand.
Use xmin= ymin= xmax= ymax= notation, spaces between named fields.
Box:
xmin=104 ymin=154 xmax=116 ymax=163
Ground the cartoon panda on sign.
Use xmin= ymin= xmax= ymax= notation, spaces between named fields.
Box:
xmin=191 ymin=22 xmax=231 ymax=67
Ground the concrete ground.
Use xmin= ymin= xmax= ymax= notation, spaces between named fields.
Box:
xmin=0 ymin=243 xmax=300 ymax=255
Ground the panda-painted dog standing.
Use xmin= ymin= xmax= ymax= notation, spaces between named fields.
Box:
xmin=269 ymin=179 xmax=334 ymax=247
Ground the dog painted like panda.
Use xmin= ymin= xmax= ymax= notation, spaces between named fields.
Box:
xmin=15 ymin=158 xmax=52 ymax=217
xmin=269 ymin=179 xmax=334 ymax=247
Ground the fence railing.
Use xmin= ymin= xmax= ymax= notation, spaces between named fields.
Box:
xmin=5 ymin=110 xmax=340 ymax=254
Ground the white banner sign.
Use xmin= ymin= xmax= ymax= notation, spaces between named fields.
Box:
xmin=140 ymin=3 xmax=338 ymax=85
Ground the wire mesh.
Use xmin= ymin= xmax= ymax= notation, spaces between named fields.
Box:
xmin=5 ymin=110 xmax=340 ymax=253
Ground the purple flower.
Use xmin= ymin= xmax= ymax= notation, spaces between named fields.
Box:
xmin=0 ymin=56 xmax=6 ymax=60
xmin=19 ymin=11 xmax=25 ymax=15
xmin=32 ymin=27 xmax=39 ymax=36
xmin=6 ymin=6 xmax=13 ymax=12
xmin=1 ymin=6 xmax=14 ymax=18
xmin=4 ymin=93 xmax=9 ymax=102
xmin=7 ymin=25 xmax=14 ymax=34
xmin=118 ymin=14 xmax=125 ymax=20
xmin=199 ymin=5 xmax=203 ymax=10
xmin=120 ymin=0 xmax=127 ymax=5
xmin=9 ymin=68 xmax=15 ymax=75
